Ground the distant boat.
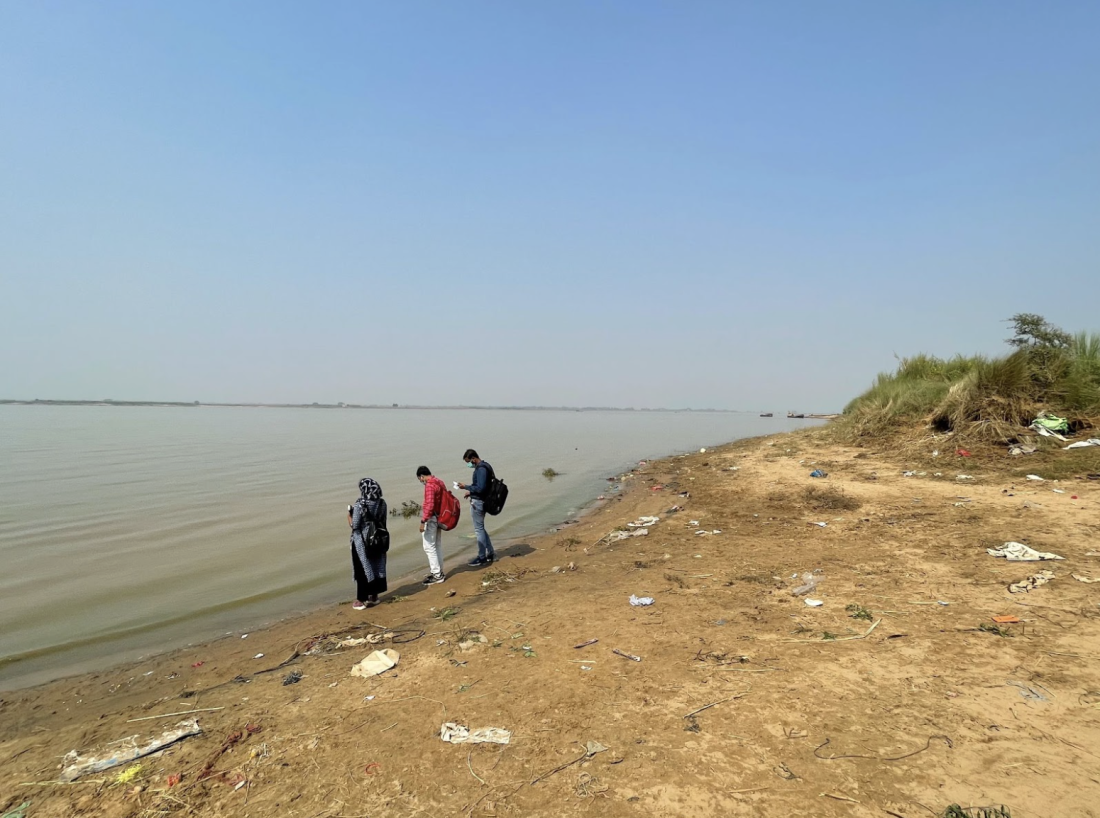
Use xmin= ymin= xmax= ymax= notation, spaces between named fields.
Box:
xmin=787 ymin=411 xmax=805 ymax=419
xmin=759 ymin=412 xmax=773 ymax=417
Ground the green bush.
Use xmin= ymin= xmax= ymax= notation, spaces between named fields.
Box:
xmin=838 ymin=316 xmax=1100 ymax=443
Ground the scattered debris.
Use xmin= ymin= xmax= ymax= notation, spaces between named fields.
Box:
xmin=628 ymin=595 xmax=654 ymax=606
xmin=282 ymin=670 xmax=303 ymax=686
xmin=627 ymin=516 xmax=660 ymax=528
xmin=791 ymin=571 xmax=823 ymax=596
xmin=60 ymin=719 xmax=202 ymax=782
xmin=1032 ymin=411 xmax=1070 ymax=437
xmin=804 ymin=599 xmax=824 ymax=608
xmin=1026 ymin=474 xmax=1045 ymax=482
xmin=350 ymin=649 xmax=399 ymax=678
xmin=956 ymin=474 xmax=974 ymax=481
xmin=942 ymin=805 xmax=1011 ymax=818
xmin=440 ymin=723 xmax=511 ymax=745
xmin=1008 ymin=442 xmax=1038 ymax=456
xmin=845 ymin=604 xmax=873 ymax=621
xmin=987 ymin=542 xmax=1064 ymax=561
xmin=809 ymin=470 xmax=828 ymax=478
xmin=991 ymin=615 xmax=1020 ymax=624
xmin=1008 ymin=570 xmax=1055 ymax=593
xmin=1073 ymin=574 xmax=1100 ymax=584
xmin=1006 ymin=681 xmax=1048 ymax=702
xmin=612 ymin=649 xmax=642 ymax=662
xmin=574 ymin=639 xmax=598 ymax=649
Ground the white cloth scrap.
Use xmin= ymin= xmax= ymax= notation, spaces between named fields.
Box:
xmin=987 ymin=542 xmax=1064 ymax=562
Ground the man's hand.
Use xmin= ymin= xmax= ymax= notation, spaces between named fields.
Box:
xmin=457 ymin=482 xmax=466 ymax=490
xmin=419 ymin=524 xmax=425 ymax=533
xmin=463 ymin=492 xmax=470 ymax=499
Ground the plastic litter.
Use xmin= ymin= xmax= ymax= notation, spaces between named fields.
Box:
xmin=350 ymin=649 xmax=399 ymax=678
xmin=1007 ymin=681 xmax=1048 ymax=702
xmin=1031 ymin=412 xmax=1070 ymax=435
xmin=60 ymin=719 xmax=202 ymax=782
xmin=1 ymin=803 xmax=29 ymax=818
xmin=1065 ymin=438 xmax=1100 ymax=449
xmin=956 ymin=475 xmax=974 ymax=481
xmin=440 ymin=723 xmax=512 ymax=745
xmin=791 ymin=571 xmax=823 ymax=596
xmin=809 ymin=469 xmax=828 ymax=478
xmin=629 ymin=595 xmax=655 ymax=607
xmin=1073 ymin=574 xmax=1100 ymax=584
xmin=804 ymin=599 xmax=823 ymax=607
xmin=1009 ymin=442 xmax=1038 ymax=456
xmin=987 ymin=542 xmax=1064 ymax=562
xmin=1026 ymin=474 xmax=1045 ymax=482
xmin=627 ymin=516 xmax=660 ymax=528
xmin=1008 ymin=570 xmax=1055 ymax=593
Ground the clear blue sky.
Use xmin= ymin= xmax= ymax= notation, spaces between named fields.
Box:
xmin=2 ymin=1 xmax=1097 ymax=409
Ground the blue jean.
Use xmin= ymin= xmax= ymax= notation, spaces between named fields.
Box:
xmin=471 ymin=498 xmax=494 ymax=559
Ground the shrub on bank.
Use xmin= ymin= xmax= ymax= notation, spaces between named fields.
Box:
xmin=839 ymin=315 xmax=1100 ymax=443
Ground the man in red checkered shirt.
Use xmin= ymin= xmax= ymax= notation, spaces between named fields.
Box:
xmin=416 ymin=466 xmax=446 ymax=584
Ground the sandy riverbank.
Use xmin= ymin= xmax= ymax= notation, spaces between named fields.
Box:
xmin=2 ymin=426 xmax=1099 ymax=818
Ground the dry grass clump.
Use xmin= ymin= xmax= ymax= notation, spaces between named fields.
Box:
xmin=836 ymin=317 xmax=1100 ymax=445
xmin=801 ymin=485 xmax=861 ymax=511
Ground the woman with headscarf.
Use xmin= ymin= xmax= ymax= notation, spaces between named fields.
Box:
xmin=347 ymin=477 xmax=389 ymax=609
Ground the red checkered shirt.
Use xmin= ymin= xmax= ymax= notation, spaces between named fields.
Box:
xmin=421 ymin=476 xmax=444 ymax=523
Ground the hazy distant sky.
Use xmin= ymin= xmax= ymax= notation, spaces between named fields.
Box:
xmin=2 ymin=2 xmax=1097 ymax=410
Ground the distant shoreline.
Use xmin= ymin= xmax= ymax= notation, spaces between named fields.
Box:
xmin=0 ymin=399 xmax=794 ymax=413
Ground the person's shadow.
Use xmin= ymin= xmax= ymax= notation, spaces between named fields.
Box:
xmin=382 ymin=542 xmax=537 ymax=603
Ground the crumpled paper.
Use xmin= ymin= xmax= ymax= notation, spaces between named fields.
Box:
xmin=350 ymin=648 xmax=399 ymax=678
xmin=440 ymin=723 xmax=511 ymax=745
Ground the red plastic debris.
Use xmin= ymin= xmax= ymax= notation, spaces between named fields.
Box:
xmin=365 ymin=762 xmax=381 ymax=775
xmin=167 ymin=773 xmax=182 ymax=787
xmin=956 ymin=449 xmax=972 ymax=457
xmin=191 ymin=662 xmax=205 ymax=668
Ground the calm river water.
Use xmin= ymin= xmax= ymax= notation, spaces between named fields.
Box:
xmin=0 ymin=405 xmax=818 ymax=689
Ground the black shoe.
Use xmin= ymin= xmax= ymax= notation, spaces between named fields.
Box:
xmin=468 ymin=556 xmax=488 ymax=567
xmin=486 ymin=554 xmax=495 ymax=564
xmin=423 ymin=572 xmax=446 ymax=585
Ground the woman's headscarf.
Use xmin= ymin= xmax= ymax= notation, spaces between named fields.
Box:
xmin=358 ymin=478 xmax=383 ymax=503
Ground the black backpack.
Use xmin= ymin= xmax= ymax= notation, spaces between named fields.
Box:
xmin=359 ymin=505 xmax=391 ymax=553
xmin=482 ymin=465 xmax=509 ymax=516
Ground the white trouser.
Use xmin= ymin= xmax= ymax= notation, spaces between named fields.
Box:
xmin=422 ymin=517 xmax=443 ymax=575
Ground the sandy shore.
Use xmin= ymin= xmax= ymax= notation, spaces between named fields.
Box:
xmin=2 ymin=426 xmax=1099 ymax=818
